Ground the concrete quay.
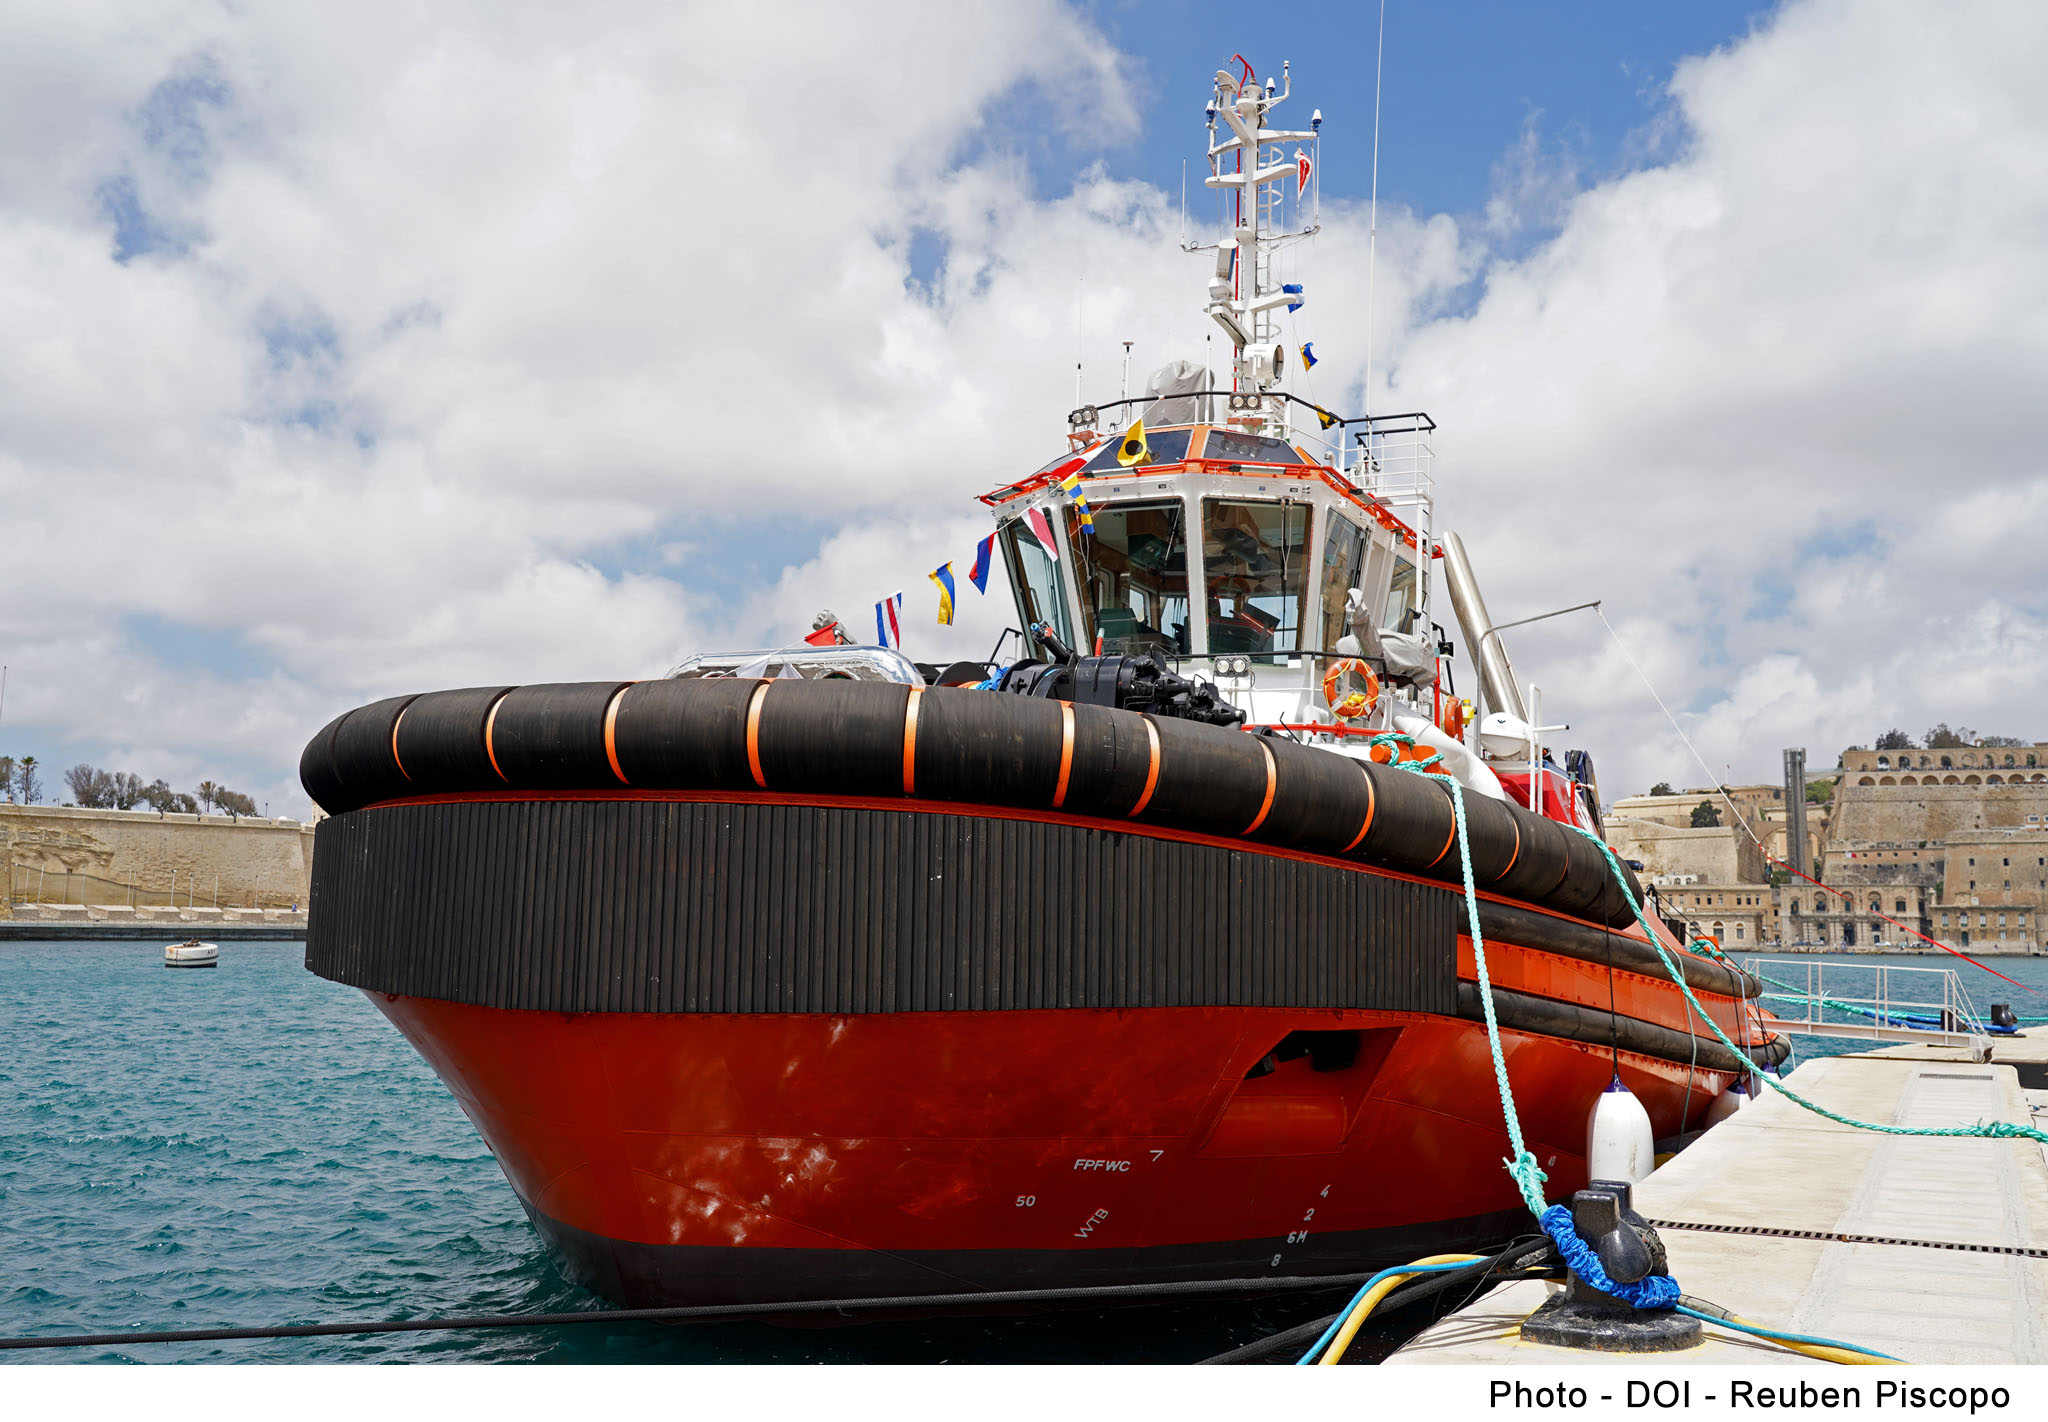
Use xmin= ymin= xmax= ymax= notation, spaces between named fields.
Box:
xmin=3 ymin=903 xmax=308 ymax=939
xmin=1389 ymin=1030 xmax=2048 ymax=1366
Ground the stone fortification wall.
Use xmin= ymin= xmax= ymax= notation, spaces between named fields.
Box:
xmin=1603 ymin=818 xmax=1766 ymax=885
xmin=1 ymin=804 xmax=317 ymax=910
xmin=1827 ymin=782 xmax=2048 ymax=846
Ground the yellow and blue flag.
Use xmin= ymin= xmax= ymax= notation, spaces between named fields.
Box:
xmin=930 ymin=561 xmax=956 ymax=625
xmin=1059 ymin=471 xmax=1095 ymax=534
xmin=1300 ymin=341 xmax=1318 ymax=370
xmin=969 ymin=533 xmax=996 ymax=592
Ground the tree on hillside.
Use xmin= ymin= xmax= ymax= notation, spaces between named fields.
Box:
xmin=138 ymin=778 xmax=197 ymax=814
xmin=65 ymin=764 xmax=116 ymax=808
xmin=0 ymin=756 xmax=14 ymax=802
xmin=1690 ymin=801 xmax=1721 ymax=828
xmin=1924 ymin=723 xmax=1975 ymax=749
xmin=1649 ymin=781 xmax=1676 ymax=797
xmin=194 ymin=780 xmax=221 ymax=814
xmin=109 ymin=771 xmax=145 ymax=809
xmin=1874 ymin=729 xmax=1915 ymax=750
xmin=1807 ymin=778 xmax=1835 ymax=804
xmin=1979 ymin=734 xmax=2026 ymax=747
xmin=17 ymin=756 xmax=41 ymax=804
xmin=217 ymin=788 xmax=257 ymax=816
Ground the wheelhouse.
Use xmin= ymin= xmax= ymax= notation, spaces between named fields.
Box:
xmin=980 ymin=416 xmax=1437 ymax=727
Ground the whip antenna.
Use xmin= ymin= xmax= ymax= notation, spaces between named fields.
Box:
xmin=1365 ymin=0 xmax=1386 ymax=417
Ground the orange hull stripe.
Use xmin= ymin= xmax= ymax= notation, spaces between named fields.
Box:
xmin=744 ymin=682 xmax=771 ymax=789
xmin=1052 ymin=703 xmax=1075 ymax=808
xmin=1340 ymin=762 xmax=1378 ymax=853
xmin=1127 ymin=718 xmax=1162 ymax=818
xmin=390 ymin=704 xmax=411 ymax=782
xmin=902 ymin=687 xmax=923 ymax=796
xmin=1243 ymin=740 xmax=1278 ymax=835
xmin=482 ymin=696 xmax=509 ymax=783
xmin=603 ymin=684 xmax=634 ymax=785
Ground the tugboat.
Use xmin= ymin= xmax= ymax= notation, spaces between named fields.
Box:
xmin=301 ymin=59 xmax=1783 ymax=1311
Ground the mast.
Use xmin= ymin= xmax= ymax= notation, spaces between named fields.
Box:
xmin=1202 ymin=58 xmax=1318 ymax=440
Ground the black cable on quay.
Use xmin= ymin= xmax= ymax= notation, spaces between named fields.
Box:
xmin=1195 ymin=1235 xmax=1560 ymax=1365
xmin=0 ymin=1268 xmax=1404 ymax=1352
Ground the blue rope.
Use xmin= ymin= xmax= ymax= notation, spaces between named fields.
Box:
xmin=1537 ymin=1204 xmax=1680 ymax=1309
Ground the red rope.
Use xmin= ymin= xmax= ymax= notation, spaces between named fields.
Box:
xmin=1767 ymin=851 xmax=2038 ymax=994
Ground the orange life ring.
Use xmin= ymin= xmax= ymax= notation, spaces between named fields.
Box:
xmin=1436 ymin=695 xmax=1467 ymax=742
xmin=1321 ymin=659 xmax=1380 ymax=720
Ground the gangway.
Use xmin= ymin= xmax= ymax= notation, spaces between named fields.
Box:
xmin=1741 ymin=956 xmax=1996 ymax=1060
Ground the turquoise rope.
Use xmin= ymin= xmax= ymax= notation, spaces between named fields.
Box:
xmin=1672 ymin=1306 xmax=1901 ymax=1361
xmin=1365 ymin=733 xmax=1549 ymax=1215
xmin=1568 ymin=826 xmax=2048 ymax=1148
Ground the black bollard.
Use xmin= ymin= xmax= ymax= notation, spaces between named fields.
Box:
xmin=1519 ymin=1180 xmax=1703 ymax=1353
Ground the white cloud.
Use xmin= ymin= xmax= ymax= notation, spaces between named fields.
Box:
xmin=4 ymin=0 xmax=2046 ymax=817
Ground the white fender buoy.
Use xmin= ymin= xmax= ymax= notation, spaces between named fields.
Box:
xmin=1586 ymin=1076 xmax=1656 ymax=1184
xmin=1705 ymin=1076 xmax=1749 ymax=1126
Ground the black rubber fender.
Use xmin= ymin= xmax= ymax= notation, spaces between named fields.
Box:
xmin=328 ymin=694 xmax=420 ymax=813
xmin=1059 ymin=702 xmax=1157 ymax=819
xmin=608 ymin=678 xmax=759 ymax=790
xmin=753 ymin=678 xmax=910 ymax=799
xmin=912 ymin=685 xmax=1063 ymax=809
xmin=1137 ymin=714 xmax=1271 ymax=838
xmin=488 ymin=682 xmax=632 ymax=789
xmin=1474 ymin=898 xmax=1760 ymax=1000
xmin=1250 ymin=735 xmax=1374 ymax=856
xmin=390 ymin=686 xmax=515 ymax=800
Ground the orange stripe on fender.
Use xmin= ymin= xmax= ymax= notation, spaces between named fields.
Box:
xmin=1052 ymin=703 xmax=1076 ymax=808
xmin=483 ymin=695 xmax=510 ymax=783
xmin=603 ymin=683 xmax=635 ymax=785
xmin=1127 ymin=717 xmax=1161 ymax=818
xmin=390 ymin=703 xmax=411 ymax=781
xmin=1340 ymin=761 xmax=1377 ymax=852
xmin=744 ymin=681 xmax=771 ymax=789
xmin=1243 ymin=739 xmax=1278 ymax=835
xmin=902 ymin=687 xmax=923 ymax=796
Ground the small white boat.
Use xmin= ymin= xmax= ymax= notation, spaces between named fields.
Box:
xmin=164 ymin=939 xmax=220 ymax=969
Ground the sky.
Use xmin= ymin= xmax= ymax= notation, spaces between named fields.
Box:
xmin=2 ymin=0 xmax=2045 ymax=817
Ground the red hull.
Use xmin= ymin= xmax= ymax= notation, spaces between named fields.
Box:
xmin=373 ymin=992 xmax=1735 ymax=1308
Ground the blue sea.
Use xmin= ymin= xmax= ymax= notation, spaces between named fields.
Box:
xmin=5 ymin=941 xmax=2043 ymax=1365
xmin=0 ymin=940 xmax=1338 ymax=1364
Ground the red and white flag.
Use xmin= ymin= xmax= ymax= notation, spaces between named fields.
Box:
xmin=1296 ymin=147 xmax=1312 ymax=198
xmin=1022 ymin=506 xmax=1058 ymax=557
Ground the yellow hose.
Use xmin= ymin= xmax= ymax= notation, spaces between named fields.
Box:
xmin=1319 ymin=1254 xmax=1483 ymax=1365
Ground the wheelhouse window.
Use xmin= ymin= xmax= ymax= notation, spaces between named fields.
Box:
xmin=1319 ymin=512 xmax=1368 ymax=654
xmin=1198 ymin=429 xmax=1304 ymax=465
xmin=1384 ymin=554 xmax=1418 ymax=632
xmin=1003 ymin=519 xmax=1074 ymax=655
xmin=1202 ymin=499 xmax=1307 ymax=660
xmin=1082 ymin=427 xmax=1194 ymax=473
xmin=1070 ymin=500 xmax=1190 ymax=656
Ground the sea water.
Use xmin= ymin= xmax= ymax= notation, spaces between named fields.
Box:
xmin=6 ymin=941 xmax=2043 ymax=1364
xmin=0 ymin=940 xmax=1330 ymax=1364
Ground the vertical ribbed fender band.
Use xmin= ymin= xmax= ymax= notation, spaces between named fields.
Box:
xmin=745 ymin=681 xmax=771 ymax=788
xmin=1341 ymin=761 xmax=1377 ymax=853
xmin=1127 ymin=717 xmax=1162 ymax=817
xmin=1243 ymin=739 xmax=1278 ymax=835
xmin=1053 ymin=703 xmax=1075 ymax=808
xmin=482 ymin=694 xmax=510 ymax=782
xmin=603 ymin=684 xmax=633 ymax=784
xmin=902 ymin=686 xmax=923 ymax=795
